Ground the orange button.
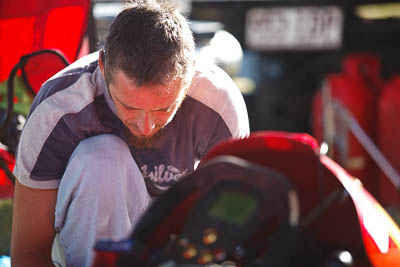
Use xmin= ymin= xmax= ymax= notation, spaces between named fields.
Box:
xmin=203 ymin=228 xmax=218 ymax=245
xmin=198 ymin=250 xmax=213 ymax=264
xmin=183 ymin=244 xmax=197 ymax=259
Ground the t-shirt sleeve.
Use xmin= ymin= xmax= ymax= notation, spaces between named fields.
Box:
xmin=189 ymin=62 xmax=250 ymax=160
xmin=13 ymin=73 xmax=102 ymax=189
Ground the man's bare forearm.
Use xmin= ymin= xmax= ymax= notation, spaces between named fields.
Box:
xmin=11 ymin=253 xmax=55 ymax=267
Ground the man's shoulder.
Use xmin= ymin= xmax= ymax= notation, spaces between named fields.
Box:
xmin=29 ymin=52 xmax=103 ymax=116
xmin=187 ymin=60 xmax=245 ymax=113
xmin=190 ymin=60 xmax=237 ymax=93
xmin=43 ymin=52 xmax=100 ymax=95
xmin=183 ymin=60 xmax=249 ymax=139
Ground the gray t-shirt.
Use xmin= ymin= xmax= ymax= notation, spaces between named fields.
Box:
xmin=14 ymin=52 xmax=250 ymax=192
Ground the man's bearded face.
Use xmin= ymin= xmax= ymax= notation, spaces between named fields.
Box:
xmin=105 ymin=69 xmax=187 ymax=149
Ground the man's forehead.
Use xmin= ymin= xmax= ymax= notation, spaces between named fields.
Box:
xmin=112 ymin=69 xmax=183 ymax=97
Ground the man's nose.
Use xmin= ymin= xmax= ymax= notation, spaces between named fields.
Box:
xmin=137 ymin=111 xmax=155 ymax=136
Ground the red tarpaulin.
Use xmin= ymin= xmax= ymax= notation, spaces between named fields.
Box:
xmin=0 ymin=0 xmax=91 ymax=82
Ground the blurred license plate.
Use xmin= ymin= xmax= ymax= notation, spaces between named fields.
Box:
xmin=246 ymin=6 xmax=343 ymax=50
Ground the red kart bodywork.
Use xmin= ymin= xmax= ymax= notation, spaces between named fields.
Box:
xmin=202 ymin=131 xmax=400 ymax=267
xmin=322 ymin=155 xmax=400 ymax=267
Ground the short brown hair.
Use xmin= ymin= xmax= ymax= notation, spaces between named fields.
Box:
xmin=102 ymin=0 xmax=195 ymax=89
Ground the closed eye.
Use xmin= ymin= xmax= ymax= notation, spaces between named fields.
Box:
xmin=123 ymin=105 xmax=139 ymax=111
xmin=121 ymin=102 xmax=171 ymax=113
xmin=157 ymin=107 xmax=171 ymax=113
xmin=115 ymin=93 xmax=177 ymax=113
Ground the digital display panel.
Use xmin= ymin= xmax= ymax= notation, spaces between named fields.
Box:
xmin=209 ymin=191 xmax=256 ymax=225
